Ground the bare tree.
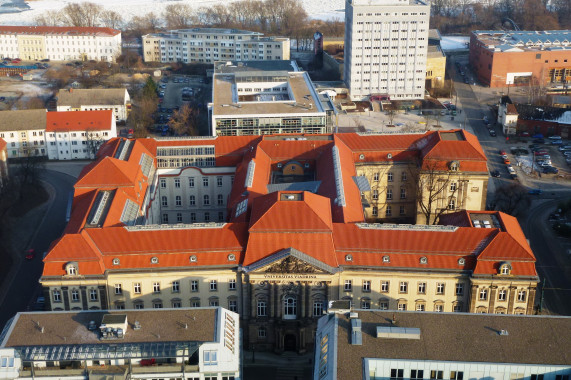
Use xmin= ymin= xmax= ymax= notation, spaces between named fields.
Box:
xmin=168 ymin=105 xmax=200 ymax=136
xmin=60 ymin=2 xmax=103 ymax=27
xmin=493 ymin=183 xmax=531 ymax=216
xmin=386 ymin=109 xmax=396 ymax=126
xmin=34 ymin=10 xmax=63 ymax=26
xmin=163 ymin=4 xmax=196 ymax=29
xmin=85 ymin=129 xmax=105 ymax=159
xmin=415 ymin=160 xmax=461 ymax=225
xmin=100 ymin=10 xmax=124 ymax=29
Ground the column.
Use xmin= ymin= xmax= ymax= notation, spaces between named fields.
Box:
xmin=42 ymin=287 xmax=51 ymax=311
xmin=80 ymin=286 xmax=88 ymax=310
xmin=62 ymin=286 xmax=70 ymax=311
xmin=526 ymin=287 xmax=537 ymax=315
xmin=324 ymin=282 xmax=330 ymax=312
xmin=276 ymin=284 xmax=282 ymax=319
xmin=488 ymin=285 xmax=497 ymax=313
xmin=507 ymin=286 xmax=517 ymax=314
xmin=469 ymin=284 xmax=478 ymax=312
xmin=98 ymin=285 xmax=108 ymax=310
xmin=242 ymin=274 xmax=250 ymax=319
xmin=301 ymin=282 xmax=306 ymax=319
xmin=268 ymin=282 xmax=274 ymax=318
xmin=250 ymin=283 xmax=256 ymax=319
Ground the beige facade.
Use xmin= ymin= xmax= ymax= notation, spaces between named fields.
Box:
xmin=426 ymin=45 xmax=447 ymax=88
xmin=17 ymin=35 xmax=46 ymax=61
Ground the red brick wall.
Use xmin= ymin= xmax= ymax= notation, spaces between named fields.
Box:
xmin=517 ymin=119 xmax=571 ymax=138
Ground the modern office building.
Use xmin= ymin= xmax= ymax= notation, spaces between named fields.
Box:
xmin=314 ymin=310 xmax=571 ymax=380
xmin=343 ymin=0 xmax=430 ymax=100
xmin=0 ymin=26 xmax=121 ymax=62
xmin=142 ymin=28 xmax=290 ymax=64
xmin=40 ymin=132 xmax=537 ymax=353
xmin=0 ymin=308 xmax=240 ymax=380
xmin=55 ymin=88 xmax=131 ymax=122
xmin=208 ymin=60 xmax=336 ymax=136
xmin=470 ymin=30 xmax=571 ymax=88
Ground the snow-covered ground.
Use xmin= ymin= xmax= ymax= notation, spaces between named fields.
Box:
xmin=0 ymin=0 xmax=345 ymax=26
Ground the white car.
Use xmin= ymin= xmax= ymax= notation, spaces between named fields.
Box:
xmin=507 ymin=166 xmax=515 ymax=174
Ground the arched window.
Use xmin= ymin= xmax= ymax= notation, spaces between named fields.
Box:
xmin=65 ymin=262 xmax=78 ymax=276
xmin=284 ymin=296 xmax=297 ymax=319
xmin=257 ymin=299 xmax=267 ymax=317
xmin=500 ymin=263 xmax=512 ymax=275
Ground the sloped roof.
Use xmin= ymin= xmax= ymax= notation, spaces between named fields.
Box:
xmin=0 ymin=109 xmax=46 ymax=132
xmin=46 ymin=110 xmax=113 ymax=132
xmin=0 ymin=26 xmax=120 ymax=37
xmin=57 ymin=88 xmax=128 ymax=108
xmin=76 ymin=157 xmax=135 ymax=187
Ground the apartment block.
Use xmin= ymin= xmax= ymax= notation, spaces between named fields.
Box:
xmin=0 ymin=26 xmax=121 ymax=62
xmin=344 ymin=0 xmax=430 ymax=100
xmin=55 ymin=88 xmax=131 ymax=122
xmin=142 ymin=28 xmax=290 ymax=64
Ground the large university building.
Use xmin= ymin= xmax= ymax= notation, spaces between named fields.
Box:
xmin=142 ymin=28 xmax=290 ymax=64
xmin=344 ymin=0 xmax=430 ymax=100
xmin=470 ymin=30 xmax=571 ymax=88
xmin=40 ymin=132 xmax=537 ymax=353
xmin=0 ymin=26 xmax=121 ymax=62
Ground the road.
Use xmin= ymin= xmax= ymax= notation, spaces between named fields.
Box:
xmin=0 ymin=169 xmax=76 ymax=331
xmin=451 ymin=55 xmax=571 ymax=315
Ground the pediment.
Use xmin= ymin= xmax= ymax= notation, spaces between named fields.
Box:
xmin=244 ymin=247 xmax=337 ymax=274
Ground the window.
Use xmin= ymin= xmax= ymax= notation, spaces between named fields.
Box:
xmin=400 ymin=188 xmax=406 ymax=199
xmin=229 ymin=279 xmax=236 ymax=290
xmin=500 ymin=264 xmax=511 ymax=275
xmin=258 ymin=327 xmax=267 ymax=338
xmin=450 ymin=371 xmax=464 ymax=380
xmin=498 ymin=289 xmax=507 ymax=301
xmin=436 ymin=283 xmax=445 ymax=295
xmin=517 ymin=290 xmax=526 ymax=302
xmin=479 ymin=288 xmax=488 ymax=300
xmin=372 ymin=206 xmax=378 ymax=216
xmin=191 ymin=298 xmax=200 ymax=307
xmin=401 ymin=172 xmax=407 ymax=181
xmin=217 ymin=176 xmax=223 ymax=187
xmin=453 ymin=304 xmax=462 ymax=312
xmin=160 ymin=178 xmax=166 ymax=188
xmin=218 ymin=211 xmax=224 ymax=221
xmin=209 ymin=298 xmax=219 ymax=307
xmin=530 ymin=376 xmax=544 ymax=380
xmin=431 ymin=371 xmax=443 ymax=379
xmin=177 ymin=212 xmax=182 ymax=223
xmin=153 ymin=282 xmax=161 ymax=293
xmin=204 ymin=212 xmax=210 ymax=222
xmin=210 ymin=280 xmax=217 ymax=291
xmin=134 ymin=302 xmax=144 ymax=309
xmin=400 ymin=206 xmax=405 ymax=216
xmin=204 ymin=350 xmax=218 ymax=365
xmin=134 ymin=283 xmax=141 ymax=294
xmin=362 ymin=280 xmax=371 ymax=292
xmin=450 ymin=182 xmax=457 ymax=191
xmin=387 ymin=172 xmax=393 ymax=182
xmin=399 ymin=281 xmax=408 ymax=293
xmin=379 ymin=301 xmax=389 ymax=310
xmin=386 ymin=205 xmax=392 ymax=216
xmin=455 ymin=283 xmax=464 ymax=296
xmin=361 ymin=298 xmax=371 ymax=309
xmin=381 ymin=281 xmax=389 ymax=292
xmin=172 ymin=300 xmax=182 ymax=308
xmin=172 ymin=281 xmax=180 ymax=293
xmin=90 ymin=289 xmax=98 ymax=301
xmin=188 ymin=177 xmax=195 ymax=187
xmin=161 ymin=196 xmax=168 ymax=207
xmin=398 ymin=302 xmax=407 ymax=311
xmin=203 ymin=177 xmax=209 ymax=187
xmin=386 ymin=189 xmax=393 ymax=200
xmin=162 ymin=214 xmax=168 ymax=223
xmin=373 ymin=172 xmax=379 ymax=181
xmin=67 ymin=265 xmax=77 ymax=275
xmin=174 ymin=178 xmax=180 ymax=188
xmin=372 ymin=189 xmax=378 ymax=200
xmin=217 ymin=194 xmax=224 ymax=205
xmin=189 ymin=195 xmax=195 ymax=206
xmin=284 ymin=296 xmax=297 ymax=318
xmin=257 ymin=299 xmax=268 ymax=316
xmin=418 ymin=282 xmax=426 ymax=294
xmin=344 ymin=280 xmax=352 ymax=291
xmin=191 ymin=280 xmax=199 ymax=292
xmin=114 ymin=284 xmax=122 ymax=295
xmin=313 ymin=300 xmax=324 ymax=316
xmin=204 ymin=195 xmax=210 ymax=205
xmin=448 ymin=198 xmax=456 ymax=210
xmin=390 ymin=369 xmax=404 ymax=379
xmin=411 ymin=370 xmax=424 ymax=379
xmin=71 ymin=289 xmax=79 ymax=302
xmin=435 ymin=304 xmax=443 ymax=312
xmin=175 ymin=196 xmax=182 ymax=206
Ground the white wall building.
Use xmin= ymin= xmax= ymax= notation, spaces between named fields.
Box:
xmin=142 ymin=28 xmax=290 ymax=64
xmin=0 ymin=26 xmax=121 ymax=62
xmin=344 ymin=0 xmax=430 ymax=100
xmin=45 ymin=110 xmax=116 ymax=160
xmin=0 ymin=308 xmax=240 ymax=380
xmin=0 ymin=109 xmax=47 ymax=159
xmin=314 ymin=309 xmax=571 ymax=380
xmin=56 ymin=88 xmax=131 ymax=122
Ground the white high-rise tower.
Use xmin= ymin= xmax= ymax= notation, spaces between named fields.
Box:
xmin=344 ymin=0 xmax=430 ymax=100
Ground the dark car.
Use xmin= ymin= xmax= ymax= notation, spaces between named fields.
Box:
xmin=543 ymin=166 xmax=559 ymax=174
xmin=40 ymin=58 xmax=50 ymax=62
xmin=533 ymin=138 xmax=545 ymax=144
xmin=490 ymin=170 xmax=500 ymax=178
xmin=528 ymin=189 xmax=543 ymax=195
xmin=489 ymin=129 xmax=497 ymax=137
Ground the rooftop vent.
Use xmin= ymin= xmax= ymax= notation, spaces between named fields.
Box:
xmin=350 ymin=318 xmax=363 ymax=345
xmin=100 ymin=314 xmax=128 ymax=340
xmin=499 ymin=329 xmax=509 ymax=336
xmin=377 ymin=326 xmax=421 ymax=340
xmin=134 ymin=321 xmax=141 ymax=330
xmin=349 ymin=312 xmax=359 ymax=319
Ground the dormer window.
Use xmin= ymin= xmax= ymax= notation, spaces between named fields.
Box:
xmin=345 ymin=254 xmax=353 ymax=262
xmin=65 ymin=262 xmax=78 ymax=276
xmin=449 ymin=161 xmax=460 ymax=171
xmin=419 ymin=256 xmax=428 ymax=264
xmin=499 ymin=262 xmax=512 ymax=275
xmin=458 ymin=258 xmax=466 ymax=265
xmin=151 ymin=257 xmax=159 ymax=264
xmin=190 ymin=255 xmax=198 ymax=263
xmin=228 ymin=254 xmax=236 ymax=261
xmin=382 ymin=255 xmax=390 ymax=263
xmin=112 ymin=258 xmax=120 ymax=266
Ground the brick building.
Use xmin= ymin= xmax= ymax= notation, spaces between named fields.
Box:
xmin=470 ymin=30 xmax=571 ymax=88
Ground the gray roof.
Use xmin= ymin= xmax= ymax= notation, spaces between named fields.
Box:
xmin=267 ymin=181 xmax=322 ymax=193
xmin=0 ymin=109 xmax=46 ymax=131
xmin=334 ymin=311 xmax=571 ymax=380
xmin=56 ymin=88 xmax=128 ymax=108
xmin=215 ymin=60 xmax=296 ymax=74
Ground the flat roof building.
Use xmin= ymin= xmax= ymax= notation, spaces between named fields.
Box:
xmin=208 ymin=60 xmax=336 ymax=136
xmin=314 ymin=310 xmax=571 ymax=380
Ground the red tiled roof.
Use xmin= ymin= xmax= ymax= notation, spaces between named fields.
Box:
xmin=337 ymin=133 xmax=427 ymax=152
xmin=0 ymin=26 xmax=120 ymax=36
xmin=473 ymin=260 xmax=537 ymax=276
xmin=64 ymin=190 xmax=98 ymax=234
xmin=46 ymin=110 xmax=113 ymax=132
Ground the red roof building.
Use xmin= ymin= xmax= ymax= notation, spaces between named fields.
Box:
xmin=40 ymin=132 xmax=537 ymax=353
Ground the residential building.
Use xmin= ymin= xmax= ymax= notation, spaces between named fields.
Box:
xmin=470 ymin=30 xmax=571 ymax=88
xmin=56 ymin=88 xmax=131 ymax=122
xmin=142 ymin=28 xmax=290 ymax=64
xmin=0 ymin=109 xmax=47 ymax=159
xmin=0 ymin=109 xmax=117 ymax=160
xmin=0 ymin=26 xmax=121 ymax=62
xmin=497 ymin=96 xmax=519 ymax=136
xmin=497 ymin=101 xmax=571 ymax=138
xmin=45 ymin=110 xmax=117 ymax=160
xmin=343 ymin=0 xmax=430 ymax=100
xmin=0 ymin=308 xmax=240 ymax=380
xmin=208 ymin=60 xmax=336 ymax=136
xmin=315 ymin=310 xmax=571 ymax=380
xmin=0 ymin=138 xmax=7 ymax=187
xmin=40 ymin=132 xmax=537 ymax=354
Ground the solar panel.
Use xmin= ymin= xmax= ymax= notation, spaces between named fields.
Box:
xmin=120 ymin=199 xmax=139 ymax=226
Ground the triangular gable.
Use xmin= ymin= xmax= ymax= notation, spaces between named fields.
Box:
xmin=243 ymin=247 xmax=338 ymax=274
xmin=76 ymin=157 xmax=133 ymax=187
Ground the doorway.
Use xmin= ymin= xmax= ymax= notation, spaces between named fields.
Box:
xmin=284 ymin=333 xmax=296 ymax=351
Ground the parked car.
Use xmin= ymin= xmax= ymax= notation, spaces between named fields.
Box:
xmin=551 ymin=140 xmax=563 ymax=145
xmin=548 ymin=135 xmax=562 ymax=140
xmin=543 ymin=166 xmax=559 ymax=174
xmin=534 ymin=150 xmax=548 ymax=156
xmin=489 ymin=129 xmax=497 ymax=137
xmin=520 ymin=131 xmax=530 ymax=137
xmin=499 ymin=150 xmax=506 ymax=155
xmin=533 ymin=138 xmax=545 ymax=144
xmin=490 ymin=170 xmax=500 ymax=178
xmin=503 ymin=158 xmax=510 ymax=164
xmin=528 ymin=189 xmax=543 ymax=195
xmin=507 ymin=165 xmax=516 ymax=174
